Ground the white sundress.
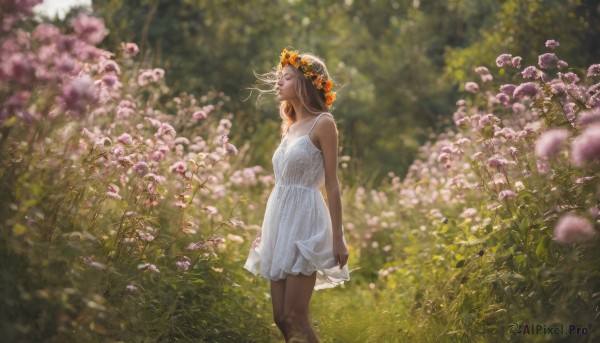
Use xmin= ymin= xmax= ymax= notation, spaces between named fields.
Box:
xmin=244 ymin=112 xmax=350 ymax=290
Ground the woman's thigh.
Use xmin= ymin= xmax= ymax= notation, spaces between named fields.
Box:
xmin=283 ymin=272 xmax=316 ymax=316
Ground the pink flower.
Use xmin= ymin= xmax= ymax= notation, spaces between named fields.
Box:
xmin=578 ymin=109 xmax=600 ymax=126
xmin=106 ymin=183 xmax=122 ymax=199
xmin=481 ymin=74 xmax=493 ymax=83
xmin=101 ymin=60 xmax=121 ymax=74
xmin=559 ymin=72 xmax=580 ymax=84
xmin=193 ymin=110 xmax=207 ymax=120
xmin=117 ymin=133 xmax=133 ymax=145
xmin=72 ymin=14 xmax=107 ymax=45
xmin=62 ymin=75 xmax=97 ymax=114
xmin=496 ymin=54 xmax=513 ymax=68
xmin=122 ymin=42 xmax=139 ymax=57
xmin=557 ymin=60 xmax=568 ymax=69
xmin=554 ymin=213 xmax=595 ymax=245
xmin=575 ymin=176 xmax=595 ymax=184
xmin=486 ymin=157 xmax=510 ymax=168
xmin=513 ymin=82 xmax=540 ymax=99
xmin=175 ymin=257 xmax=191 ymax=271
xmin=137 ymin=70 xmax=155 ymax=86
xmin=155 ymin=123 xmax=176 ymax=139
xmin=498 ymin=190 xmax=516 ymax=200
xmin=534 ymin=129 xmax=569 ymax=158
xmin=521 ymin=66 xmax=541 ymax=79
xmin=538 ymin=53 xmax=559 ymax=69
xmin=571 ymin=124 xmax=600 ymax=166
xmin=545 ymin=40 xmax=560 ymax=49
xmin=465 ymin=82 xmax=479 ymax=93
xmin=511 ymin=56 xmax=522 ymax=69
xmin=588 ymin=64 xmax=600 ymax=77
xmin=170 ymin=161 xmax=187 ymax=174
xmin=224 ymin=143 xmax=238 ymax=156
xmin=101 ymin=75 xmax=118 ymax=87
xmin=32 ymin=23 xmax=60 ymax=41
xmin=133 ymin=161 xmax=149 ymax=175
xmin=500 ymin=84 xmax=517 ymax=96
xmin=495 ymin=93 xmax=510 ymax=105
xmin=474 ymin=66 xmax=489 ymax=75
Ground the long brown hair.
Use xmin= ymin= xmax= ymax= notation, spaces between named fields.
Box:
xmin=254 ymin=51 xmax=334 ymax=134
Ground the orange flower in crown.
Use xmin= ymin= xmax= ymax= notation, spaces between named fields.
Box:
xmin=279 ymin=48 xmax=336 ymax=105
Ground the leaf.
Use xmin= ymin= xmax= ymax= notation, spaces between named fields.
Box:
xmin=455 ymin=260 xmax=465 ymax=268
xmin=535 ymin=236 xmax=550 ymax=260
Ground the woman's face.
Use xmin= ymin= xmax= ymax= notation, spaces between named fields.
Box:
xmin=277 ymin=65 xmax=298 ymax=102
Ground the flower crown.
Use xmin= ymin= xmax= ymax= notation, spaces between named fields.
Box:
xmin=278 ymin=48 xmax=336 ymax=105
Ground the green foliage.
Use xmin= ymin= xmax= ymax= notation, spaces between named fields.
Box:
xmin=91 ymin=0 xmax=600 ymax=182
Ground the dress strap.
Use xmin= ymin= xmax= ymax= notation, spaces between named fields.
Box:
xmin=307 ymin=113 xmax=331 ymax=135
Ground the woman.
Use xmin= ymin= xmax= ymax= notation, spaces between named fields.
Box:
xmin=244 ymin=48 xmax=350 ymax=342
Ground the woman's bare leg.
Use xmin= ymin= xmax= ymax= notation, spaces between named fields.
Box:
xmin=271 ymin=279 xmax=288 ymax=340
xmin=282 ymin=272 xmax=318 ymax=343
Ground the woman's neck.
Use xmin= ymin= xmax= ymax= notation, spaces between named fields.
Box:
xmin=289 ymin=99 xmax=317 ymax=122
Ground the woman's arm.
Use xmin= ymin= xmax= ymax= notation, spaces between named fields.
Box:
xmin=314 ymin=115 xmax=348 ymax=268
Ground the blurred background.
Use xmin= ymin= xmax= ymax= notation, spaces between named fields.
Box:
xmin=36 ymin=0 xmax=600 ymax=184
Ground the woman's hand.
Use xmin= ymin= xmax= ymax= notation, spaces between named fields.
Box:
xmin=332 ymin=236 xmax=349 ymax=269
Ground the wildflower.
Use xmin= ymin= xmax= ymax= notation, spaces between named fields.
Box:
xmin=578 ymin=109 xmax=600 ymax=126
xmin=575 ymin=176 xmax=595 ymax=184
xmin=571 ymin=124 xmax=600 ymax=166
xmin=496 ymin=93 xmax=510 ymax=105
xmin=521 ymin=66 xmax=541 ymax=79
xmin=553 ymin=213 xmax=595 ymax=245
xmin=170 ymin=161 xmax=187 ymax=174
xmin=474 ymin=66 xmax=489 ymax=75
xmin=224 ymin=143 xmax=238 ymax=156
xmin=62 ymin=75 xmax=97 ymax=113
xmin=507 ymin=146 xmax=519 ymax=156
xmin=481 ymin=74 xmax=493 ymax=82
xmin=193 ymin=110 xmax=207 ymax=120
xmin=175 ymin=257 xmax=191 ymax=271
xmin=550 ymin=82 xmax=566 ymax=95
xmin=558 ymin=60 xmax=568 ymax=69
xmin=514 ymin=181 xmax=525 ymax=191
xmin=513 ymin=82 xmax=540 ymax=99
xmin=534 ymin=129 xmax=569 ymax=158
xmin=175 ymin=201 xmax=188 ymax=208
xmin=559 ymin=72 xmax=580 ymax=84
xmin=227 ymin=233 xmax=244 ymax=244
xmin=538 ymin=53 xmax=559 ymax=69
xmin=107 ymin=183 xmax=121 ymax=200
xmin=511 ymin=56 xmax=522 ymax=69
xmin=500 ymin=84 xmax=517 ymax=97
xmin=139 ymin=263 xmax=160 ymax=273
xmin=486 ymin=157 xmax=510 ymax=168
xmin=126 ymin=284 xmax=139 ymax=292
xmin=472 ymin=152 xmax=484 ymax=159
xmin=465 ymin=82 xmax=479 ymax=93
xmin=587 ymin=64 xmax=600 ymax=77
xmin=117 ymin=133 xmax=133 ymax=145
xmin=153 ymin=68 xmax=165 ymax=79
xmin=512 ymin=103 xmax=526 ymax=113
xmin=32 ymin=23 xmax=60 ymax=41
xmin=138 ymin=70 xmax=155 ymax=86
xmin=496 ymin=54 xmax=512 ymax=68
xmin=72 ymin=14 xmax=107 ymax=45
xmin=545 ymin=40 xmax=560 ymax=49
xmin=460 ymin=208 xmax=477 ymax=218
xmin=498 ymin=190 xmax=516 ymax=200
xmin=219 ymin=135 xmax=229 ymax=144
xmin=122 ymin=42 xmax=139 ymax=57
xmin=155 ymin=123 xmax=176 ymax=139
xmin=102 ymin=75 xmax=118 ymax=87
